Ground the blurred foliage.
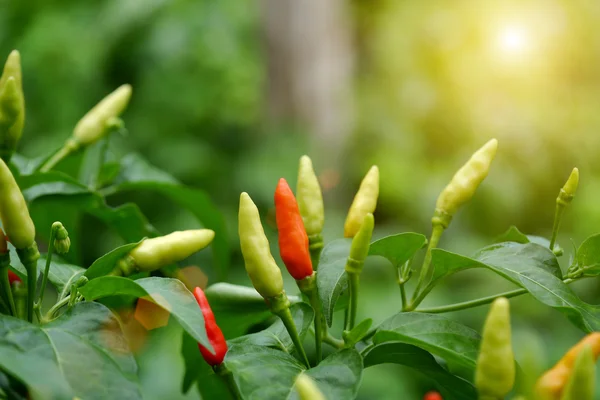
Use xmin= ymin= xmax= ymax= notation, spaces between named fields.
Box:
xmin=3 ymin=0 xmax=600 ymax=398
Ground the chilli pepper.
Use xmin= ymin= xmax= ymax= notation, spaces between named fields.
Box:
xmin=535 ymin=332 xmax=600 ymax=400
xmin=551 ymin=168 xmax=579 ymax=253
xmin=295 ymin=374 xmax=325 ymax=400
xmin=423 ymin=391 xmax=443 ymax=400
xmin=238 ymin=192 xmax=284 ymax=299
xmin=559 ymin=344 xmax=595 ymax=400
xmin=434 ymin=139 xmax=497 ymax=228
xmin=344 ymin=165 xmax=379 ymax=238
xmin=296 ymin=155 xmax=324 ymax=237
xmin=0 ymin=50 xmax=24 ymax=162
xmin=0 ymin=158 xmax=35 ymax=250
xmin=274 ymin=178 xmax=313 ymax=280
xmin=7 ymin=270 xmax=20 ymax=285
xmin=115 ymin=230 xmax=215 ymax=276
xmin=193 ymin=287 xmax=227 ymax=366
xmin=475 ymin=297 xmax=515 ymax=400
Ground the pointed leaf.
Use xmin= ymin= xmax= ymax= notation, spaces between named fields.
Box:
xmin=317 ymin=239 xmax=352 ymax=327
xmin=368 ymin=233 xmax=427 ymax=267
xmin=84 ymin=241 xmax=143 ymax=279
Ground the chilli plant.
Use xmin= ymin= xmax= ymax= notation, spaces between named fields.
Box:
xmin=0 ymin=49 xmax=600 ymax=400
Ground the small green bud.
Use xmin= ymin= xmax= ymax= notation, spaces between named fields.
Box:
xmin=52 ymin=222 xmax=71 ymax=254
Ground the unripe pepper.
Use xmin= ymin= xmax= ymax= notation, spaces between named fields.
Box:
xmin=347 ymin=213 xmax=375 ymax=272
xmin=296 ymin=155 xmax=324 ymax=237
xmin=116 ymin=230 xmax=214 ymax=275
xmin=0 ymin=158 xmax=35 ymax=250
xmin=344 ymin=166 xmax=379 ymax=238
xmin=193 ymin=287 xmax=227 ymax=366
xmin=434 ymin=139 xmax=497 ymax=227
xmin=238 ymin=192 xmax=284 ymax=299
xmin=70 ymin=84 xmax=132 ymax=149
xmin=0 ymin=50 xmax=24 ymax=162
xmin=475 ymin=297 xmax=515 ymax=400
xmin=535 ymin=332 xmax=600 ymax=400
xmin=274 ymin=178 xmax=313 ymax=280
xmin=295 ymin=374 xmax=325 ymax=400
xmin=557 ymin=168 xmax=579 ymax=206
xmin=559 ymin=344 xmax=595 ymax=400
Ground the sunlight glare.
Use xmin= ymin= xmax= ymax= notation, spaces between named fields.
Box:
xmin=497 ymin=25 xmax=529 ymax=56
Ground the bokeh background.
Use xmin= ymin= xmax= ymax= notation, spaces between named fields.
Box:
xmin=2 ymin=0 xmax=600 ymax=398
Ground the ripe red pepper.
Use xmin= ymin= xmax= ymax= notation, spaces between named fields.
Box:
xmin=423 ymin=391 xmax=443 ymax=400
xmin=193 ymin=287 xmax=227 ymax=366
xmin=7 ymin=270 xmax=20 ymax=284
xmin=274 ymin=178 xmax=313 ymax=280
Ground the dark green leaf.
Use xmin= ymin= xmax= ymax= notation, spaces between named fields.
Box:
xmin=84 ymin=241 xmax=143 ymax=279
xmin=368 ymin=233 xmax=427 ymax=267
xmin=229 ymin=303 xmax=314 ymax=353
xmin=576 ymin=233 xmax=600 ymax=276
xmin=300 ymin=349 xmax=363 ymax=400
xmin=317 ymin=239 xmax=352 ymax=327
xmin=0 ymin=302 xmax=141 ymax=400
xmin=362 ymin=342 xmax=476 ymax=400
xmin=79 ymin=276 xmax=213 ymax=351
xmin=106 ymin=154 xmax=230 ymax=281
xmin=373 ymin=312 xmax=481 ymax=378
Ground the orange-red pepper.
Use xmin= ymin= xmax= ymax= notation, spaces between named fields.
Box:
xmin=193 ymin=287 xmax=227 ymax=366
xmin=423 ymin=391 xmax=443 ymax=400
xmin=7 ymin=270 xmax=19 ymax=284
xmin=274 ymin=178 xmax=313 ymax=280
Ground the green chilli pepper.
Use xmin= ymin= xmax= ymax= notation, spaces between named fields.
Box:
xmin=475 ymin=297 xmax=515 ymax=400
xmin=0 ymin=158 xmax=35 ymax=250
xmin=296 ymin=155 xmax=324 ymax=237
xmin=0 ymin=50 xmax=24 ymax=162
xmin=434 ymin=139 xmax=497 ymax=228
xmin=344 ymin=165 xmax=379 ymax=238
xmin=238 ymin=192 xmax=284 ymax=299
xmin=346 ymin=213 xmax=375 ymax=274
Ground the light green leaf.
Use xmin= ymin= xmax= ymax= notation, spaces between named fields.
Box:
xmin=368 ymin=233 xmax=427 ymax=267
xmin=576 ymin=233 xmax=600 ymax=276
xmin=317 ymin=239 xmax=352 ymax=327
xmin=84 ymin=241 xmax=143 ymax=279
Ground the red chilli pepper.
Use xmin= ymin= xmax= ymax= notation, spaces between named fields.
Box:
xmin=8 ymin=270 xmax=20 ymax=284
xmin=423 ymin=391 xmax=443 ymax=400
xmin=274 ymin=178 xmax=313 ymax=280
xmin=193 ymin=287 xmax=227 ymax=366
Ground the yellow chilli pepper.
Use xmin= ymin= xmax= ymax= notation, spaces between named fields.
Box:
xmin=296 ymin=155 xmax=324 ymax=237
xmin=0 ymin=158 xmax=35 ymax=250
xmin=238 ymin=192 xmax=284 ymax=299
xmin=557 ymin=167 xmax=579 ymax=207
xmin=346 ymin=213 xmax=375 ymax=274
xmin=0 ymin=50 xmax=24 ymax=162
xmin=116 ymin=230 xmax=214 ymax=275
xmin=344 ymin=165 xmax=379 ymax=238
xmin=559 ymin=344 xmax=595 ymax=400
xmin=434 ymin=139 xmax=497 ymax=227
xmin=295 ymin=374 xmax=325 ymax=400
xmin=475 ymin=297 xmax=515 ymax=400
xmin=70 ymin=84 xmax=132 ymax=149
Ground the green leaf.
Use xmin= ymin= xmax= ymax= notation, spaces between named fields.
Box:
xmin=204 ymin=283 xmax=301 ymax=338
xmin=576 ymin=233 xmax=600 ymax=276
xmin=9 ymin=250 xmax=84 ymax=294
xmin=106 ymin=154 xmax=230 ymax=281
xmin=229 ymin=303 xmax=314 ymax=353
xmin=317 ymin=239 xmax=352 ymax=327
xmin=432 ymin=244 xmax=600 ymax=332
xmin=362 ymin=342 xmax=476 ymax=400
xmin=343 ymin=318 xmax=373 ymax=347
xmin=225 ymin=344 xmax=363 ymax=400
xmin=78 ymin=276 xmax=214 ymax=351
xmin=368 ymin=233 xmax=427 ymax=267
xmin=0 ymin=302 xmax=141 ymax=400
xmin=180 ymin=331 xmax=229 ymax=397
xmin=84 ymin=241 xmax=143 ymax=279
xmin=495 ymin=226 xmax=560 ymax=254
xmin=373 ymin=312 xmax=481 ymax=378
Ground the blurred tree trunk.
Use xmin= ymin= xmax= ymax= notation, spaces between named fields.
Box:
xmin=261 ymin=0 xmax=353 ymax=166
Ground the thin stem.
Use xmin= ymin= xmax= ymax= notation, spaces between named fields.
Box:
xmin=24 ymin=262 xmax=36 ymax=322
xmin=412 ymin=224 xmax=445 ymax=302
xmin=215 ymin=364 xmax=241 ymax=400
xmin=322 ymin=332 xmax=344 ymax=349
xmin=276 ymin=306 xmax=310 ymax=368
xmin=0 ymin=266 xmax=16 ymax=316
xmin=45 ymin=295 xmax=70 ymax=321
xmin=39 ymin=145 xmax=74 ymax=173
xmin=415 ymin=278 xmax=578 ymax=314
xmin=347 ymin=272 xmax=360 ymax=331
xmin=549 ymin=204 xmax=565 ymax=251
xmin=308 ymin=234 xmax=324 ymax=271
xmin=395 ymin=267 xmax=407 ymax=309
xmin=34 ymin=306 xmax=42 ymax=322
xmin=308 ymin=287 xmax=323 ymax=363
xmin=90 ymin=136 xmax=111 ymax=190
xmin=36 ymin=228 xmax=57 ymax=310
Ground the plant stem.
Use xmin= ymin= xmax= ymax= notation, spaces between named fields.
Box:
xmin=39 ymin=145 xmax=75 ymax=173
xmin=346 ymin=272 xmax=360 ymax=331
xmin=215 ymin=364 xmax=241 ymax=400
xmin=0 ymin=265 xmax=16 ymax=316
xmin=549 ymin=204 xmax=565 ymax=251
xmin=308 ymin=287 xmax=323 ymax=363
xmin=35 ymin=227 xmax=57 ymax=311
xmin=308 ymin=234 xmax=324 ymax=271
xmin=275 ymin=306 xmax=310 ymax=367
xmin=395 ymin=267 xmax=407 ymax=309
xmin=415 ymin=277 xmax=578 ymax=314
xmin=90 ymin=136 xmax=111 ymax=190
xmin=412 ymin=224 xmax=444 ymax=303
xmin=45 ymin=295 xmax=70 ymax=320
xmin=322 ymin=332 xmax=344 ymax=349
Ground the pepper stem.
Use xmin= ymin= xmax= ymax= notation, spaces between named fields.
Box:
xmin=39 ymin=141 xmax=78 ymax=173
xmin=17 ymin=243 xmax=40 ymax=322
xmin=214 ymin=363 xmax=241 ymax=400
xmin=346 ymin=272 xmax=360 ymax=330
xmin=411 ymin=221 xmax=445 ymax=307
xmin=297 ymin=273 xmax=322 ymax=363
xmin=35 ymin=223 xmax=60 ymax=311
xmin=267 ymin=292 xmax=310 ymax=368
xmin=0 ymin=254 xmax=16 ymax=316
xmin=308 ymin=234 xmax=324 ymax=271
